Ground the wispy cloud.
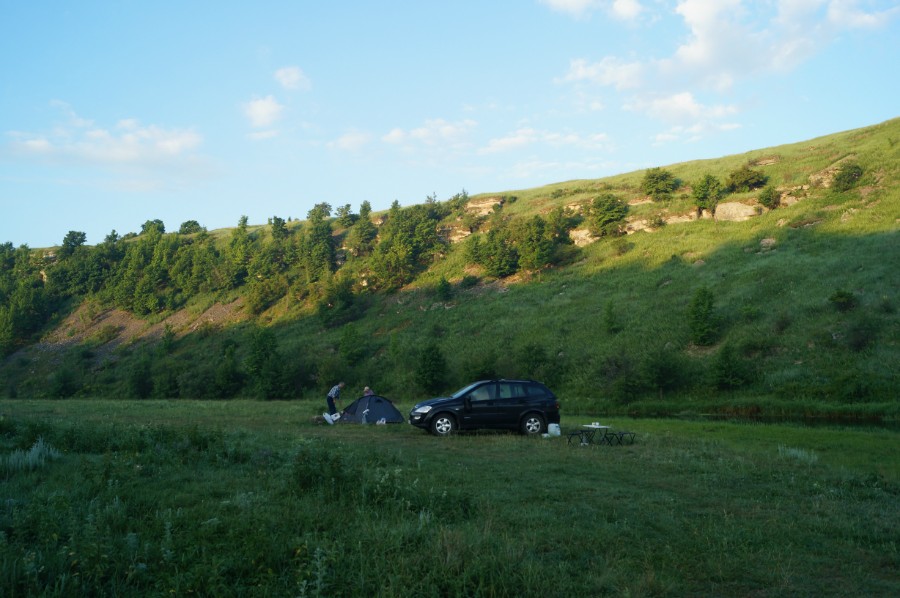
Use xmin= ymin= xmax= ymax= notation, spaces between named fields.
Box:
xmin=327 ymin=130 xmax=372 ymax=151
xmin=556 ymin=0 xmax=898 ymax=139
xmin=274 ymin=66 xmax=311 ymax=91
xmin=560 ymin=57 xmax=644 ymax=90
xmin=382 ymin=118 xmax=477 ymax=148
xmin=479 ymin=128 xmax=609 ymax=154
xmin=4 ymin=105 xmax=210 ymax=192
xmin=540 ymin=0 xmax=646 ymax=20
xmin=8 ymin=117 xmax=202 ymax=164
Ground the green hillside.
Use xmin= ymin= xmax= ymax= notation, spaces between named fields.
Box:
xmin=2 ymin=118 xmax=899 ymax=418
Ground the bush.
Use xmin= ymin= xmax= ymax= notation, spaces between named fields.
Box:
xmin=588 ymin=194 xmax=629 ymax=237
xmin=415 ymin=343 xmax=447 ymax=394
xmin=831 ymin=161 xmax=863 ymax=192
xmin=692 ymin=174 xmax=724 ymax=217
xmin=829 ymin=289 xmax=857 ymax=312
xmin=711 ymin=344 xmax=755 ymax=390
xmin=758 ymin=186 xmax=780 ymax=209
xmin=640 ymin=167 xmax=679 ymax=201
xmin=688 ymin=287 xmax=717 ymax=346
xmin=726 ymin=165 xmax=768 ymax=193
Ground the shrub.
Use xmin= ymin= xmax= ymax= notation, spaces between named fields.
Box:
xmin=692 ymin=174 xmax=725 ymax=217
xmin=415 ymin=343 xmax=447 ymax=394
xmin=845 ymin=316 xmax=878 ymax=352
xmin=640 ymin=167 xmax=679 ymax=201
xmin=688 ymin=287 xmax=717 ymax=346
xmin=459 ymin=275 xmax=479 ymax=289
xmin=758 ymin=186 xmax=780 ymax=209
xmin=711 ymin=344 xmax=755 ymax=390
xmin=726 ymin=165 xmax=768 ymax=192
xmin=831 ymin=161 xmax=863 ymax=192
xmin=829 ymin=289 xmax=857 ymax=312
xmin=588 ymin=194 xmax=629 ymax=237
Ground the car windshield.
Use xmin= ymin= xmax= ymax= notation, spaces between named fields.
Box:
xmin=450 ymin=382 xmax=484 ymax=399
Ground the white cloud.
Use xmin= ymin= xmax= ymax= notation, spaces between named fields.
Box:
xmin=561 ymin=57 xmax=644 ymax=90
xmin=625 ymin=91 xmax=737 ymax=124
xmin=328 ymin=131 xmax=372 ymax=151
xmin=7 ymin=111 xmax=205 ymax=180
xmin=611 ymin=0 xmax=644 ymax=20
xmin=382 ymin=118 xmax=477 ymax=147
xmin=539 ymin=0 xmax=602 ymax=18
xmin=560 ymin=0 xmax=898 ymax=100
xmin=480 ymin=128 xmax=539 ymax=154
xmin=540 ymin=0 xmax=645 ymax=20
xmin=479 ymin=128 xmax=609 ymax=154
xmin=275 ymin=66 xmax=311 ymax=91
xmin=827 ymin=0 xmax=900 ymax=28
xmin=244 ymin=95 xmax=284 ymax=127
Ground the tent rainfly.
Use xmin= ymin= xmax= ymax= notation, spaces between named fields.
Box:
xmin=338 ymin=395 xmax=404 ymax=424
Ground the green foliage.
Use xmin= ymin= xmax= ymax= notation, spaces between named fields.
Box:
xmin=338 ymin=324 xmax=367 ymax=365
xmin=832 ymin=161 xmax=864 ymax=192
xmin=178 ymin=220 xmax=205 ymax=234
xmin=2 ymin=409 xmax=899 ymax=596
xmin=435 ymin=276 xmax=452 ymax=301
xmin=345 ymin=201 xmax=377 ymax=257
xmin=245 ymin=326 xmax=288 ymax=399
xmin=269 ymin=215 xmax=288 ymax=241
xmin=758 ymin=185 xmax=781 ymax=209
xmin=829 ymin=289 xmax=857 ymax=312
xmin=140 ymin=219 xmax=165 ymax=235
xmin=726 ymin=165 xmax=768 ymax=192
xmin=335 ymin=204 xmax=357 ymax=228
xmin=692 ymin=173 xmax=725 ymax=216
xmin=688 ymin=287 xmax=717 ymax=346
xmin=710 ymin=343 xmax=755 ymax=390
xmin=477 ymin=227 xmax=518 ymax=277
xmin=513 ymin=215 xmax=554 ymax=271
xmin=415 ymin=343 xmax=446 ymax=394
xmin=588 ymin=193 xmax=629 ymax=237
xmin=317 ymin=275 xmax=359 ymax=328
xmin=640 ymin=167 xmax=679 ymax=201
xmin=215 ymin=339 xmax=244 ymax=398
xmin=59 ymin=230 xmax=87 ymax=258
xmin=128 ymin=352 xmax=154 ymax=399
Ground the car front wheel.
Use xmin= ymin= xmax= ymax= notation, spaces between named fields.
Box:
xmin=520 ymin=413 xmax=546 ymax=436
xmin=430 ymin=413 xmax=456 ymax=436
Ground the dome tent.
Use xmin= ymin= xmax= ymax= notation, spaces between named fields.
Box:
xmin=338 ymin=395 xmax=404 ymax=424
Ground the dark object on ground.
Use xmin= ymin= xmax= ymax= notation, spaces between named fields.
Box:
xmin=409 ymin=379 xmax=561 ymax=436
xmin=340 ymin=395 xmax=404 ymax=424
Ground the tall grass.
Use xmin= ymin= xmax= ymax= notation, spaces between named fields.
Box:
xmin=0 ymin=400 xmax=898 ymax=596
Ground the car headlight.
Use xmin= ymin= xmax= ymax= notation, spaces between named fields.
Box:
xmin=412 ymin=405 xmax=432 ymax=414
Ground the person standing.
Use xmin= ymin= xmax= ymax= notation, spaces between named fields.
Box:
xmin=323 ymin=382 xmax=345 ymax=424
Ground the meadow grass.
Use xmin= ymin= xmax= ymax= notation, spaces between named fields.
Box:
xmin=1 ymin=400 xmax=897 ymax=596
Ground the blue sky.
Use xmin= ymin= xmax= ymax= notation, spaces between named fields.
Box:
xmin=2 ymin=0 xmax=898 ymax=248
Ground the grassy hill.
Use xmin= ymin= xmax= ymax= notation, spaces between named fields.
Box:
xmin=2 ymin=118 xmax=898 ymax=419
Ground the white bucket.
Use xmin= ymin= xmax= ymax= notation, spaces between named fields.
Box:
xmin=548 ymin=423 xmax=561 ymax=437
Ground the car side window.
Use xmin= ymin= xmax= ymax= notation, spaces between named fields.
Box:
xmin=499 ymin=383 xmax=527 ymax=399
xmin=526 ymin=383 xmax=549 ymax=398
xmin=469 ymin=384 xmax=495 ymax=402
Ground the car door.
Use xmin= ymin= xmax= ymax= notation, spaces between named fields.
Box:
xmin=460 ymin=382 xmax=500 ymax=428
xmin=496 ymin=381 xmax=530 ymax=428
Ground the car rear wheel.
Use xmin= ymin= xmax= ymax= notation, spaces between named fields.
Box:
xmin=520 ymin=413 xmax=546 ymax=436
xmin=430 ymin=413 xmax=456 ymax=436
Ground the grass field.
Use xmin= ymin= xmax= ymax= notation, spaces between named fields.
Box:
xmin=2 ymin=400 xmax=897 ymax=596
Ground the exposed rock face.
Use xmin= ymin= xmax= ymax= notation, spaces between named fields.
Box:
xmin=715 ymin=202 xmax=758 ymax=222
xmin=466 ymin=197 xmax=503 ymax=215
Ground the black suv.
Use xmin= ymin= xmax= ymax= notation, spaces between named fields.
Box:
xmin=409 ymin=380 xmax=560 ymax=436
